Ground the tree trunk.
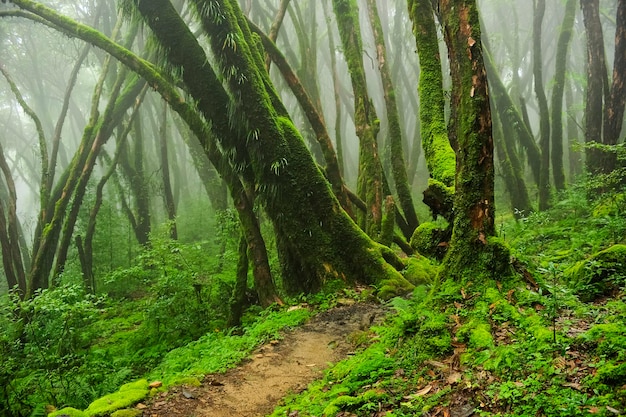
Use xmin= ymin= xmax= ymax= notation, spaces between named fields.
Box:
xmin=331 ymin=0 xmax=384 ymax=238
xmin=264 ymin=0 xmax=290 ymax=71
xmin=581 ymin=0 xmax=609 ymax=173
xmin=602 ymin=0 xmax=626 ymax=173
xmin=227 ymin=233 xmax=249 ymax=328
xmin=550 ymin=0 xmax=576 ymax=191
xmin=11 ymin=0 xmax=413 ymax=299
xmin=0 ymin=145 xmax=27 ymax=295
xmin=159 ymin=103 xmax=178 ymax=240
xmin=408 ymin=0 xmax=456 ymax=222
xmin=440 ymin=0 xmax=506 ymax=280
xmin=484 ymin=49 xmax=541 ymax=187
xmin=367 ymin=0 xmax=419 ymax=235
xmin=248 ymin=19 xmax=352 ymax=216
xmin=533 ymin=0 xmax=551 ymax=211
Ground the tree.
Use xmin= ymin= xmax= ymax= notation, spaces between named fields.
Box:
xmin=438 ymin=0 xmax=507 ymax=279
xmin=331 ymin=0 xmax=385 ymax=238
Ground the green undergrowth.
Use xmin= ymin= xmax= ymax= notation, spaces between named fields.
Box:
xmin=148 ymin=306 xmax=312 ymax=385
xmin=270 ymin=187 xmax=626 ymax=417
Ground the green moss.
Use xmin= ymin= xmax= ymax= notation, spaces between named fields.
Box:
xmin=119 ymin=379 xmax=149 ymax=392
xmin=166 ymin=376 xmax=202 ymax=387
xmin=458 ymin=319 xmax=493 ymax=349
xmin=410 ymin=222 xmax=451 ymax=260
xmin=596 ymin=362 xmax=626 ymax=386
xmin=110 ymin=410 xmax=142 ymax=417
xmin=377 ymin=273 xmax=415 ymax=300
xmin=402 ymin=256 xmax=439 ymax=286
xmin=48 ymin=407 xmax=87 ymax=417
xmin=322 ymin=390 xmax=385 ymax=415
xmin=84 ymin=379 xmax=149 ymax=417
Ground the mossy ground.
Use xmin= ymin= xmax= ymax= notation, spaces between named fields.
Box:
xmin=268 ymin=189 xmax=626 ymax=417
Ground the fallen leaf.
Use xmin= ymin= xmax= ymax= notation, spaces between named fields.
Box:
xmin=606 ymin=406 xmax=622 ymax=414
xmin=447 ymin=372 xmax=462 ymax=385
xmin=135 ymin=403 xmax=147 ymax=410
xmin=562 ymin=382 xmax=582 ymax=391
xmin=415 ymin=385 xmax=433 ymax=396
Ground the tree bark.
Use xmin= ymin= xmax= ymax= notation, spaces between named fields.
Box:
xmin=533 ymin=0 xmax=551 ymax=211
xmin=602 ymin=0 xmax=626 ymax=173
xmin=408 ymin=0 xmax=456 ymax=223
xmin=550 ymin=0 xmax=576 ymax=191
xmin=159 ymin=103 xmax=178 ymax=240
xmin=440 ymin=0 xmax=505 ymax=280
xmin=331 ymin=0 xmax=384 ymax=238
xmin=581 ymin=0 xmax=609 ymax=173
xmin=367 ymin=0 xmax=419 ymax=236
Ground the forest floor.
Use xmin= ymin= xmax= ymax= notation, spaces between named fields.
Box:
xmin=138 ymin=301 xmax=388 ymax=417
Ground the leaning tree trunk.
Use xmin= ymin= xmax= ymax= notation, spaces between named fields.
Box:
xmin=0 ymin=141 xmax=26 ymax=295
xmin=248 ymin=19 xmax=352 ymax=216
xmin=440 ymin=0 xmax=508 ymax=280
xmin=11 ymin=0 xmax=413 ymax=299
xmin=483 ymin=49 xmax=541 ymax=187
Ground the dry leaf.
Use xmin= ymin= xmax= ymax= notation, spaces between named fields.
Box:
xmin=562 ymin=382 xmax=582 ymax=391
xmin=415 ymin=385 xmax=433 ymax=396
xmin=447 ymin=372 xmax=462 ymax=385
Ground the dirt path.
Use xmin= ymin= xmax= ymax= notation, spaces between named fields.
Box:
xmin=142 ymin=302 xmax=387 ymax=417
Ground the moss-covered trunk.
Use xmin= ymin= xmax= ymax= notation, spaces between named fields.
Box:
xmin=13 ymin=0 xmax=413 ymax=298
xmin=331 ymin=0 xmax=384 ymax=238
xmin=440 ymin=0 xmax=506 ymax=280
xmin=602 ymin=0 xmax=626 ymax=174
xmin=483 ymin=48 xmax=541 ymax=187
xmin=366 ymin=0 xmax=419 ymax=235
xmin=159 ymin=104 xmax=178 ymax=240
xmin=135 ymin=0 xmax=410 ymax=294
xmin=550 ymin=0 xmax=576 ymax=191
xmin=408 ymin=0 xmax=456 ymax=222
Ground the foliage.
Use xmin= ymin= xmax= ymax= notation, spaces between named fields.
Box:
xmin=148 ymin=306 xmax=311 ymax=385
xmin=565 ymin=244 xmax=626 ymax=301
xmin=269 ymin=185 xmax=626 ymax=417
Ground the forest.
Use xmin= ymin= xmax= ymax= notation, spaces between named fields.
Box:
xmin=0 ymin=0 xmax=625 ymax=416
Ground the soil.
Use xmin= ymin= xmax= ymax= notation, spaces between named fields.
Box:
xmin=139 ymin=301 xmax=388 ymax=417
